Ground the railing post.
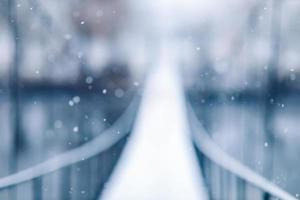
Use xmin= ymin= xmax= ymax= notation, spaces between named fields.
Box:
xmin=263 ymin=192 xmax=271 ymax=200
xmin=33 ymin=178 xmax=42 ymax=200
xmin=237 ymin=179 xmax=246 ymax=200
xmin=59 ymin=167 xmax=71 ymax=200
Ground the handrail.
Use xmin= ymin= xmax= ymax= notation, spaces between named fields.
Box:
xmin=187 ymin=104 xmax=297 ymax=200
xmin=0 ymin=95 xmax=140 ymax=189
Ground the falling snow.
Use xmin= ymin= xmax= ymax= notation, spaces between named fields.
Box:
xmin=73 ymin=126 xmax=79 ymax=132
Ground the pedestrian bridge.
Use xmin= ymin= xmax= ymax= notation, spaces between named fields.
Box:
xmin=0 ymin=65 xmax=296 ymax=200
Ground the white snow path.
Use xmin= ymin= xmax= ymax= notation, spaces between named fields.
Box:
xmin=101 ymin=47 xmax=208 ymax=200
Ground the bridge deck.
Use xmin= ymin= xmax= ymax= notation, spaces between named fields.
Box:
xmin=102 ymin=47 xmax=208 ymax=200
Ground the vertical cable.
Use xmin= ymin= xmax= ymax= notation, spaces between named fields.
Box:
xmin=7 ymin=0 xmax=21 ymax=199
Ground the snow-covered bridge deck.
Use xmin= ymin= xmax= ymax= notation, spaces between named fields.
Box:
xmin=102 ymin=50 xmax=208 ymax=200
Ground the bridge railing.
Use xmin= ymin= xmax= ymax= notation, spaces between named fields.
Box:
xmin=0 ymin=96 xmax=140 ymax=200
xmin=187 ymin=104 xmax=297 ymax=200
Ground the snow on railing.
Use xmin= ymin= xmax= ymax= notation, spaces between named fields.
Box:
xmin=187 ymin=104 xmax=297 ymax=200
xmin=0 ymin=95 xmax=140 ymax=190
